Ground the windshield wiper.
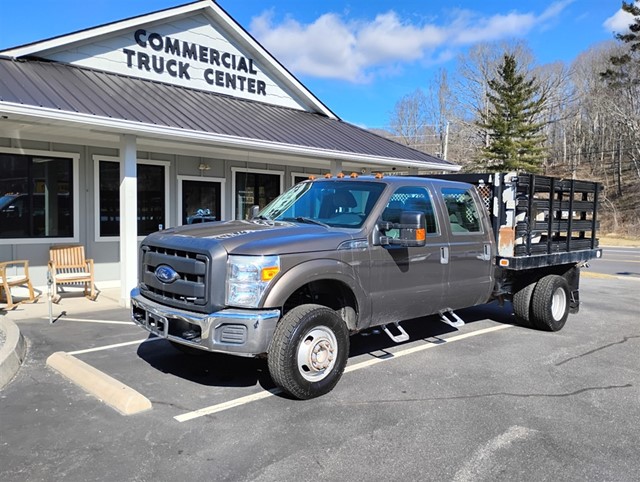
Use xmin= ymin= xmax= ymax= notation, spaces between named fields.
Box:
xmin=252 ymin=214 xmax=274 ymax=225
xmin=293 ymin=217 xmax=329 ymax=228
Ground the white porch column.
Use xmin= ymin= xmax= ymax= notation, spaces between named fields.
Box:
xmin=330 ymin=160 xmax=343 ymax=176
xmin=119 ymin=134 xmax=138 ymax=307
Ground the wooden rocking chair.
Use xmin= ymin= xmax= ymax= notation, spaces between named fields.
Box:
xmin=48 ymin=245 xmax=96 ymax=302
xmin=0 ymin=260 xmax=37 ymax=310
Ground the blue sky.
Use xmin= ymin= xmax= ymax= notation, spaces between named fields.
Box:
xmin=0 ymin=1 xmax=633 ymax=129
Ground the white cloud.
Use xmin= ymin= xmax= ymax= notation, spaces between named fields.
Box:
xmin=249 ymin=2 xmax=572 ymax=83
xmin=603 ymin=1 xmax=639 ymax=33
xmin=252 ymin=11 xmax=360 ymax=80
xmin=448 ymin=11 xmax=538 ymax=45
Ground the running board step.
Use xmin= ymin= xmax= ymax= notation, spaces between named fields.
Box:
xmin=382 ymin=322 xmax=410 ymax=343
xmin=439 ymin=309 xmax=465 ymax=329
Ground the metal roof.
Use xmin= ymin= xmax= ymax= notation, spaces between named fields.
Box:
xmin=0 ymin=58 xmax=457 ymax=169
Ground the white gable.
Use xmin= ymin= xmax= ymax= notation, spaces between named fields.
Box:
xmin=41 ymin=14 xmax=301 ymax=109
xmin=1 ymin=1 xmax=335 ymax=116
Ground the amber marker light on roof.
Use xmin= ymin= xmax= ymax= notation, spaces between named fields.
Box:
xmin=324 ymin=173 xmax=332 ymax=178
xmin=350 ymin=172 xmax=359 ymax=178
xmin=337 ymin=172 xmax=345 ymax=178
xmin=374 ymin=172 xmax=384 ymax=179
xmin=308 ymin=175 xmax=316 ymax=180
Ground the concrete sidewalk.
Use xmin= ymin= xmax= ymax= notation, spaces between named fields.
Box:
xmin=2 ymin=286 xmax=124 ymax=322
xmin=0 ymin=286 xmax=125 ymax=389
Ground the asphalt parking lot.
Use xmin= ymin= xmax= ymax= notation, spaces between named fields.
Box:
xmin=1 ymin=273 xmax=639 ymax=482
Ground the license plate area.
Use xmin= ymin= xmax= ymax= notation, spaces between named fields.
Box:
xmin=147 ymin=313 xmax=168 ymax=337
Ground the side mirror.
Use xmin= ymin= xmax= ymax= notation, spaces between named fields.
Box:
xmin=378 ymin=211 xmax=426 ymax=247
xmin=248 ymin=205 xmax=260 ymax=220
xmin=397 ymin=211 xmax=427 ymax=247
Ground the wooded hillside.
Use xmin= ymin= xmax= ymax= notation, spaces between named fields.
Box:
xmin=384 ymin=4 xmax=640 ymax=236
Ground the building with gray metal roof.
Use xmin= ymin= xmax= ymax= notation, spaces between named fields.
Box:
xmin=0 ymin=0 xmax=459 ymax=303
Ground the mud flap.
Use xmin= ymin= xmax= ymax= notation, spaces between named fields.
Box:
xmin=565 ymin=266 xmax=580 ymax=314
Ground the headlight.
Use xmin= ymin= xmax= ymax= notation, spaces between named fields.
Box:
xmin=226 ymin=255 xmax=280 ymax=308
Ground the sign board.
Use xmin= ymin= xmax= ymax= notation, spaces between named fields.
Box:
xmin=43 ymin=14 xmax=302 ymax=109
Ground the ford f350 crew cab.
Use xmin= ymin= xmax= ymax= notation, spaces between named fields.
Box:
xmin=131 ymin=172 xmax=602 ymax=399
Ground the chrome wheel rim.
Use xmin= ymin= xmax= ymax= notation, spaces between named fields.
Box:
xmin=551 ymin=287 xmax=567 ymax=321
xmin=296 ymin=326 xmax=338 ymax=382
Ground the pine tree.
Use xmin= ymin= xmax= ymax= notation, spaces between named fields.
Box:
xmin=601 ymin=1 xmax=640 ymax=87
xmin=477 ymin=54 xmax=546 ymax=173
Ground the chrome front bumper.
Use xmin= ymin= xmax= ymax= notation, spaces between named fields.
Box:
xmin=130 ymin=288 xmax=280 ymax=357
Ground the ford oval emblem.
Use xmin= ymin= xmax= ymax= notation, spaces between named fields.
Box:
xmin=155 ymin=264 xmax=180 ymax=284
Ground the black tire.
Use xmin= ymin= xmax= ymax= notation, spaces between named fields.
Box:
xmin=268 ymin=304 xmax=349 ymax=400
xmin=513 ymin=281 xmax=536 ymax=327
xmin=530 ymin=275 xmax=570 ymax=332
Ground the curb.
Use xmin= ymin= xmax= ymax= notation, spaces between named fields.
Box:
xmin=0 ymin=318 xmax=27 ymax=390
xmin=46 ymin=351 xmax=152 ymax=415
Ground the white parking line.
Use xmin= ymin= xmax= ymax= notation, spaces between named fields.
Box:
xmin=174 ymin=324 xmax=513 ymax=422
xmin=344 ymin=324 xmax=511 ymax=373
xmin=174 ymin=390 xmax=283 ymax=422
xmin=68 ymin=337 xmax=162 ymax=355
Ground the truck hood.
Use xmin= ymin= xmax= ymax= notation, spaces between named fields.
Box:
xmin=149 ymin=220 xmax=357 ymax=256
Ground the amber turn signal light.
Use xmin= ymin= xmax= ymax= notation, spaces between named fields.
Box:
xmin=261 ymin=266 xmax=280 ymax=281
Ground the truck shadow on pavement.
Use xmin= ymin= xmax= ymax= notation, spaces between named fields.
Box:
xmin=136 ymin=339 xmax=275 ymax=390
xmin=135 ymin=301 xmax=518 ymax=394
xmin=349 ymin=301 xmax=516 ymax=357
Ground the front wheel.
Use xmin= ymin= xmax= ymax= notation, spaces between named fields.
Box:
xmin=530 ymin=275 xmax=570 ymax=331
xmin=268 ymin=304 xmax=349 ymax=400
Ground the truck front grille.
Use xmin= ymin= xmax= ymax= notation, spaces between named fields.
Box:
xmin=140 ymin=244 xmax=210 ymax=312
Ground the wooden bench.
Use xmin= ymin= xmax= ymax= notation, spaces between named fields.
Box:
xmin=48 ymin=245 xmax=96 ymax=302
xmin=0 ymin=260 xmax=37 ymax=310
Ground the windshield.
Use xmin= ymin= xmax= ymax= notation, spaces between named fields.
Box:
xmin=259 ymin=180 xmax=386 ymax=228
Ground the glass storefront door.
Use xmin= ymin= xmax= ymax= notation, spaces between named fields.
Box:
xmin=181 ymin=179 xmax=222 ymax=225
xmin=234 ymin=171 xmax=282 ymax=220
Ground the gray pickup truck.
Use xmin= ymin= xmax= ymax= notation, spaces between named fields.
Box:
xmin=131 ymin=172 xmax=602 ymax=399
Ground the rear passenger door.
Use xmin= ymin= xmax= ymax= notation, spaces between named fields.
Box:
xmin=438 ymin=186 xmax=494 ymax=310
xmin=369 ymin=185 xmax=447 ymax=324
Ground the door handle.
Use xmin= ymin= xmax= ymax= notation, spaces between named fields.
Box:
xmin=440 ymin=246 xmax=449 ymax=264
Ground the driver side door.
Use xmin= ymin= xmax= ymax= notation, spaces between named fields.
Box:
xmin=369 ymin=185 xmax=447 ymax=326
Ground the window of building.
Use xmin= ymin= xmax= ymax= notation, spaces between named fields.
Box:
xmin=441 ymin=188 xmax=482 ymax=233
xmin=291 ymin=173 xmax=311 ymax=185
xmin=0 ymin=153 xmax=74 ymax=239
xmin=97 ymin=159 xmax=169 ymax=238
xmin=233 ymin=169 xmax=283 ymax=220
xmin=178 ymin=176 xmax=224 ymax=225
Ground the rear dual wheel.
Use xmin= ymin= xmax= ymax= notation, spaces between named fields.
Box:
xmin=513 ymin=275 xmax=570 ymax=332
xmin=530 ymin=275 xmax=570 ymax=331
xmin=513 ymin=281 xmax=536 ymax=327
